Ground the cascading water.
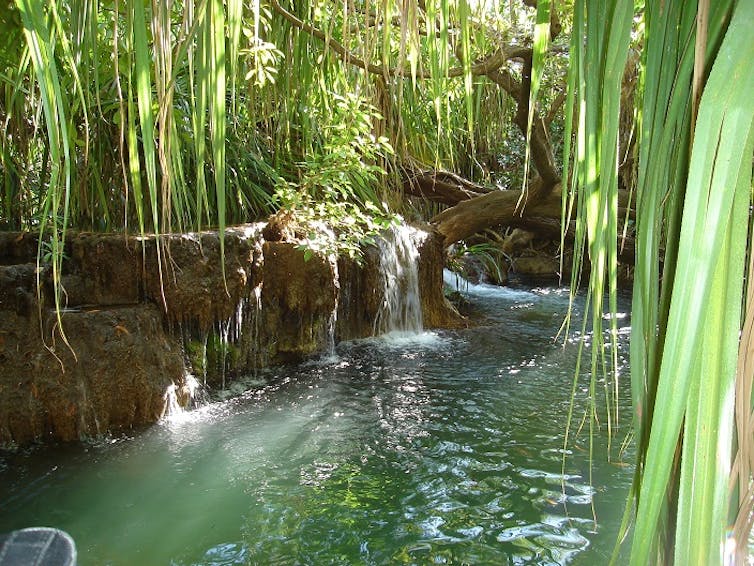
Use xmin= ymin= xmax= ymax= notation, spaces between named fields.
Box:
xmin=171 ymin=223 xmax=427 ymax=410
xmin=163 ymin=382 xmax=182 ymax=417
xmin=326 ymin=268 xmax=339 ymax=359
xmin=373 ymin=224 xmax=426 ymax=336
xmin=163 ymin=372 xmax=209 ymax=417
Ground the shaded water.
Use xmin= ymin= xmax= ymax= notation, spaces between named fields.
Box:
xmin=0 ymin=278 xmax=633 ymax=565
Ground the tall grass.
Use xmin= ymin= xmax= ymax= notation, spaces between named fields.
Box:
xmin=5 ymin=0 xmax=281 ymax=238
xmin=2 ymin=0 xmax=538 ymax=240
xmin=567 ymin=0 xmax=754 ymax=563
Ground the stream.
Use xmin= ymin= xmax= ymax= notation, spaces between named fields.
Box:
xmin=0 ymin=276 xmax=633 ymax=565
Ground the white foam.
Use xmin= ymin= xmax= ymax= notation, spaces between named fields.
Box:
xmin=374 ymin=224 xmax=425 ymax=335
xmin=443 ymin=269 xmax=536 ymax=300
xmin=377 ymin=330 xmax=445 ymax=348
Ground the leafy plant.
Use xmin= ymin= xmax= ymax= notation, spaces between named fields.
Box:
xmin=273 ymin=183 xmax=398 ymax=263
xmin=565 ymin=1 xmax=754 ymax=563
xmin=447 ymin=241 xmax=508 ymax=285
xmin=271 ymin=92 xmax=398 ymax=262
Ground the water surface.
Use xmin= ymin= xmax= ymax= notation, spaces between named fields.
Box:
xmin=0 ymin=279 xmax=633 ymax=565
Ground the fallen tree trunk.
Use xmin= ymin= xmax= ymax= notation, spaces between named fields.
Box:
xmin=402 ymin=168 xmax=493 ymax=205
xmin=507 ymin=216 xmax=637 ymax=264
xmin=432 ymin=178 xmax=560 ymax=245
xmin=431 ymin=178 xmax=635 ymax=249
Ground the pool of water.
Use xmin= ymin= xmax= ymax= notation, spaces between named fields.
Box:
xmin=0 ymin=279 xmax=634 ymax=565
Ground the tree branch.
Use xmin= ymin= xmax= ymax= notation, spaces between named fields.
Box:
xmin=544 ymin=90 xmax=567 ymax=127
xmin=486 ymin=67 xmax=560 ymax=190
xmin=402 ymin=167 xmax=493 ymax=205
xmin=431 ymin=181 xmax=635 ymax=246
xmin=270 ymin=0 xmax=527 ymax=79
xmin=520 ymin=0 xmax=563 ymax=41
xmin=432 ymin=179 xmax=561 ymax=245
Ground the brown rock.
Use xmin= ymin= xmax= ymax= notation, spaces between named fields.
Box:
xmin=260 ymin=241 xmax=338 ymax=363
xmin=0 ymin=306 xmax=182 ymax=446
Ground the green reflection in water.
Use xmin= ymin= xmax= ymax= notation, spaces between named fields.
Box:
xmin=0 ymin=282 xmax=634 ymax=565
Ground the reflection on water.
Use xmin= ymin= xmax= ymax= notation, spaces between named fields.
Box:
xmin=0 ymin=279 xmax=633 ymax=565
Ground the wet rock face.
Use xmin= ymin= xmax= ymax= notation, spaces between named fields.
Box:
xmin=138 ymin=227 xmax=264 ymax=330
xmin=0 ymin=263 xmax=38 ymax=317
xmin=63 ymin=233 xmax=141 ymax=307
xmin=0 ymin=222 xmax=459 ymax=446
xmin=415 ymin=226 xmax=465 ymax=329
xmin=335 ymin=225 xmax=464 ymax=340
xmin=260 ymin=242 xmax=338 ymax=363
xmin=0 ymin=232 xmax=38 ymax=265
xmin=335 ymin=245 xmax=383 ymax=341
xmin=0 ymin=305 xmax=183 ymax=446
xmin=0 ymin=231 xmax=215 ymax=445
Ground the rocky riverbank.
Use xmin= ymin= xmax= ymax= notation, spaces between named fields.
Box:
xmin=0 ymin=223 xmax=461 ymax=446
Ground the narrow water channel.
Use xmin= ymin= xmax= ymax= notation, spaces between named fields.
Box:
xmin=0 ymin=278 xmax=633 ymax=565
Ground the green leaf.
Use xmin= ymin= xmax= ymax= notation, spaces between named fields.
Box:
xmin=629 ymin=1 xmax=754 ymax=563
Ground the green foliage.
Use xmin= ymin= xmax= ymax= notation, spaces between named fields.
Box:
xmin=241 ymin=26 xmax=283 ymax=87
xmin=298 ymin=93 xmax=394 ymax=206
xmin=628 ymin=3 xmax=753 ymax=563
xmin=447 ymin=241 xmax=507 ymax=284
xmin=271 ymin=92 xmax=398 ymax=262
xmin=567 ymin=1 xmax=754 ymax=564
xmin=2 ymin=0 xmax=284 ymax=235
xmin=5 ymin=0 xmax=753 ymax=561
xmin=561 ymin=0 xmax=633 ymax=499
xmin=1 ymin=0 xmax=568 ymax=237
xmin=274 ymin=183 xmax=398 ymax=264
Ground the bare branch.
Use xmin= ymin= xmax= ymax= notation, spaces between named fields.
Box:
xmin=402 ymin=167 xmax=494 ymax=205
xmin=520 ymin=0 xmax=562 ymax=41
xmin=486 ymin=65 xmax=560 ymax=189
xmin=544 ymin=90 xmax=567 ymax=126
xmin=432 ymin=179 xmax=561 ymax=245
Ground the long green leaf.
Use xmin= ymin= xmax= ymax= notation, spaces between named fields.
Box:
xmin=563 ymin=0 xmax=632 ymax=479
xmin=209 ymin=0 xmax=226 ymax=280
xmin=227 ymin=0 xmax=243 ymax=119
xmin=521 ymin=0 xmax=549 ymax=193
xmin=675 ymin=163 xmax=747 ymax=565
xmin=16 ymin=0 xmax=73 ymax=348
xmin=629 ymin=2 xmax=754 ymax=562
xmin=132 ymin=0 xmax=159 ymax=234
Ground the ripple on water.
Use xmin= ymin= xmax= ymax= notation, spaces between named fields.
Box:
xmin=495 ymin=520 xmax=591 ymax=564
xmin=189 ymin=541 xmax=250 ymax=565
xmin=0 ymin=279 xmax=634 ymax=565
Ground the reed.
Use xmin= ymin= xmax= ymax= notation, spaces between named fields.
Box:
xmin=2 ymin=0 xmax=534 ymax=239
xmin=567 ymin=1 xmax=754 ymax=563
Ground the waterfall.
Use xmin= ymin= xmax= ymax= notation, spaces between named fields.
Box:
xmin=162 ymin=372 xmax=209 ymax=418
xmin=326 ymin=264 xmax=338 ymax=359
xmin=373 ymin=224 xmax=426 ymax=336
xmin=163 ymin=383 xmax=182 ymax=417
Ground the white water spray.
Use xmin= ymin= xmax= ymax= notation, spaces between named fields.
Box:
xmin=326 ymin=266 xmax=339 ymax=360
xmin=163 ymin=383 xmax=183 ymax=417
xmin=373 ymin=225 xmax=426 ymax=336
xmin=163 ymin=372 xmax=209 ymax=418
